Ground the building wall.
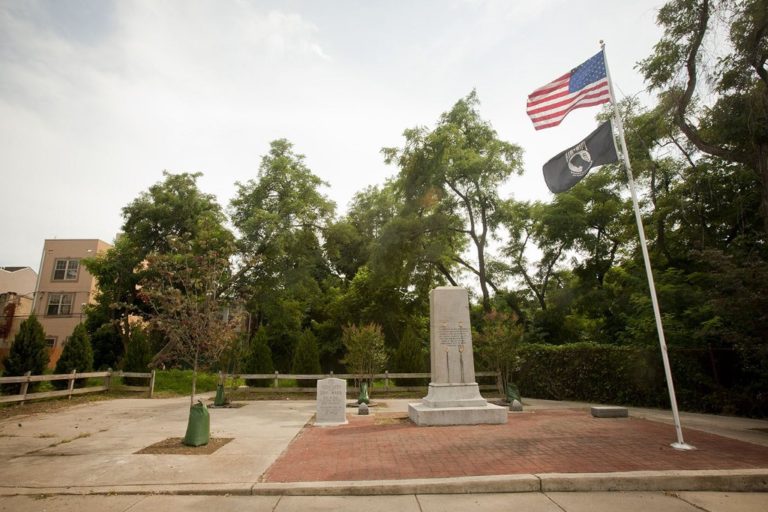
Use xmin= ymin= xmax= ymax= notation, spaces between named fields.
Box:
xmin=33 ymin=239 xmax=112 ymax=368
xmin=0 ymin=267 xmax=37 ymax=363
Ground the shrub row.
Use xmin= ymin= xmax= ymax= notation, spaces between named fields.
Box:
xmin=512 ymin=342 xmax=767 ymax=417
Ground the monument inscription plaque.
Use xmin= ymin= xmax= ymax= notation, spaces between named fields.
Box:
xmin=315 ymin=377 xmax=348 ymax=426
xmin=409 ymin=286 xmax=507 ymax=426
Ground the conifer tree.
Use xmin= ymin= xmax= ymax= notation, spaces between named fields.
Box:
xmin=1 ymin=315 xmax=48 ymax=394
xmin=245 ymin=329 xmax=274 ymax=387
xmin=291 ymin=329 xmax=321 ymax=387
xmin=53 ymin=323 xmax=94 ymax=389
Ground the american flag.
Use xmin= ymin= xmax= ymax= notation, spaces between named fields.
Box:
xmin=526 ymin=51 xmax=611 ymax=131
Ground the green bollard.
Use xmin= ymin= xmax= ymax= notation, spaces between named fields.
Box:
xmin=214 ymin=383 xmax=226 ymax=406
xmin=505 ymin=383 xmax=521 ymax=404
xmin=183 ymin=400 xmax=210 ymax=447
xmin=358 ymin=381 xmax=370 ymax=405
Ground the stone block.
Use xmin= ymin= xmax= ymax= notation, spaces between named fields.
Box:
xmin=590 ymin=406 xmax=629 ymax=418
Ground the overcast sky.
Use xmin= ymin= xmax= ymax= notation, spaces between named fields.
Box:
xmin=0 ymin=0 xmax=665 ymax=268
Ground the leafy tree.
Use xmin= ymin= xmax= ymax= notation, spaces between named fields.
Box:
xmin=144 ymin=239 xmax=241 ymax=405
xmin=639 ymin=0 xmax=768 ymax=234
xmin=53 ymin=324 xmax=94 ymax=389
xmin=245 ymin=329 xmax=274 ymax=387
xmin=341 ymin=323 xmax=388 ymax=387
xmin=1 ymin=315 xmax=48 ymax=394
xmin=122 ymin=326 xmax=153 ymax=382
xmin=84 ymin=172 xmax=233 ymax=356
xmin=90 ymin=323 xmax=124 ymax=370
xmin=230 ymin=139 xmax=336 ymax=370
xmin=475 ymin=310 xmax=524 ymax=397
xmin=391 ymin=322 xmax=428 ymax=385
xmin=291 ymin=329 xmax=322 ymax=387
xmin=382 ymin=91 xmax=524 ymax=311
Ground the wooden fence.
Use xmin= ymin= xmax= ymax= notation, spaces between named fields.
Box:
xmin=0 ymin=370 xmax=156 ymax=405
xmin=227 ymin=370 xmax=501 ymax=393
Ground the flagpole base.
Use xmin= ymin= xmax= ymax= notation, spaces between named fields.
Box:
xmin=671 ymin=442 xmax=696 ymax=451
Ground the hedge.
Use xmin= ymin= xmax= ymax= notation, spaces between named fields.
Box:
xmin=511 ymin=342 xmax=767 ymax=417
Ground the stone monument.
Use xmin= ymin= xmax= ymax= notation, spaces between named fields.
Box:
xmin=315 ymin=377 xmax=348 ymax=426
xmin=409 ymin=287 xmax=507 ymax=426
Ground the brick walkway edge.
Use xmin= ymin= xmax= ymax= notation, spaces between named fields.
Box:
xmin=264 ymin=409 xmax=768 ymax=483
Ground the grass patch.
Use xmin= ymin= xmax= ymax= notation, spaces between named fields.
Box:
xmin=152 ymin=370 xmax=243 ymax=397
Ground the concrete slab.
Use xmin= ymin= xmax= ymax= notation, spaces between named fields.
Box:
xmin=417 ymin=492 xmax=562 ymax=512
xmin=0 ymin=494 xmax=145 ymax=512
xmin=0 ymin=396 xmax=315 ymax=490
xmin=591 ymin=406 xmax=628 ymax=418
xmin=277 ymin=495 xmax=420 ymax=512
xmin=675 ymin=492 xmax=768 ymax=512
xmin=131 ymin=495 xmax=280 ymax=511
xmin=547 ymin=491 xmax=702 ymax=512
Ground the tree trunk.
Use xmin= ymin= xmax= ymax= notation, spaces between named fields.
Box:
xmin=190 ymin=346 xmax=199 ymax=407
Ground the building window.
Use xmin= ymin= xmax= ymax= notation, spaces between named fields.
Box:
xmin=46 ymin=337 xmax=56 ymax=348
xmin=47 ymin=293 xmax=73 ymax=315
xmin=53 ymin=259 xmax=79 ymax=281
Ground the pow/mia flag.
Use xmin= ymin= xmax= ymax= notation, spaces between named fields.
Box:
xmin=543 ymin=120 xmax=619 ymax=193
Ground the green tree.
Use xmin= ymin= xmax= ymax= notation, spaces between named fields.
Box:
xmin=291 ymin=329 xmax=322 ymax=387
xmin=122 ymin=326 xmax=152 ymax=379
xmin=53 ymin=324 xmax=94 ymax=389
xmin=382 ymin=91 xmax=524 ymax=311
xmin=144 ymin=238 xmax=241 ymax=405
xmin=391 ymin=322 xmax=428 ymax=385
xmin=475 ymin=310 xmax=524 ymax=396
xmin=84 ymin=172 xmax=233 ymax=358
xmin=230 ymin=139 xmax=336 ymax=370
xmin=1 ymin=315 xmax=48 ymax=394
xmin=639 ymin=0 xmax=768 ymax=233
xmin=245 ymin=329 xmax=274 ymax=387
xmin=90 ymin=323 xmax=123 ymax=370
xmin=341 ymin=323 xmax=388 ymax=387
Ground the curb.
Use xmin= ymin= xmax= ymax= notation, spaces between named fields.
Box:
xmin=1 ymin=469 xmax=766 ymax=497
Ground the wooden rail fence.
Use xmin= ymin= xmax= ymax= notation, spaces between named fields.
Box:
xmin=226 ymin=370 xmax=501 ymax=393
xmin=0 ymin=370 xmax=156 ymax=405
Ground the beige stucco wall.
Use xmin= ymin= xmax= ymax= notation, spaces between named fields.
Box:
xmin=33 ymin=239 xmax=112 ymax=368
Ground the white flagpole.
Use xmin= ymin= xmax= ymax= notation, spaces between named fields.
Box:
xmin=601 ymin=41 xmax=694 ymax=450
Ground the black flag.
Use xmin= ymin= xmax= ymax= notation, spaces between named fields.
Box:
xmin=542 ymin=120 xmax=619 ymax=193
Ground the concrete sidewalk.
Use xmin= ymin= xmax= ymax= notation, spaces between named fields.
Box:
xmin=0 ymin=395 xmax=767 ymax=499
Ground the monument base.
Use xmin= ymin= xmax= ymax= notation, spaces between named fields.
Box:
xmin=408 ymin=383 xmax=507 ymax=426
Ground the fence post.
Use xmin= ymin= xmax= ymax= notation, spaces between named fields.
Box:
xmin=274 ymin=371 xmax=279 ymax=388
xmin=67 ymin=369 xmax=77 ymax=399
xmin=20 ymin=371 xmax=31 ymax=406
xmin=105 ymin=368 xmax=112 ymax=391
xmin=385 ymin=370 xmax=390 ymax=392
xmin=148 ymin=370 xmax=156 ymax=398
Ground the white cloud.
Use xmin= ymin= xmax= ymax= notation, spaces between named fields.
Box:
xmin=0 ymin=0 xmax=665 ymax=267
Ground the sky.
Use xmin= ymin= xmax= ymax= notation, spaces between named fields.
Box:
xmin=0 ymin=0 xmax=665 ymax=268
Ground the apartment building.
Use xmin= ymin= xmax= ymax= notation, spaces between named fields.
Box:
xmin=0 ymin=266 xmax=37 ymax=362
xmin=31 ymin=239 xmax=112 ymax=367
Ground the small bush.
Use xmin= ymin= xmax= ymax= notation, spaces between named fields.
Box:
xmin=1 ymin=315 xmax=49 ymax=394
xmin=53 ymin=324 xmax=94 ymax=389
xmin=245 ymin=329 xmax=274 ymax=387
xmin=292 ymin=329 xmax=321 ymax=387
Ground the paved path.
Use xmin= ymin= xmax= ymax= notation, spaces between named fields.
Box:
xmin=1 ymin=491 xmax=766 ymax=511
xmin=0 ymin=394 xmax=767 ymax=509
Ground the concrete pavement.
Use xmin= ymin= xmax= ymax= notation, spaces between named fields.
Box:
xmin=0 ymin=394 xmax=767 ymax=509
xmin=1 ymin=492 xmax=766 ymax=511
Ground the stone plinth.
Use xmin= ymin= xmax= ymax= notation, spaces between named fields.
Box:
xmin=591 ymin=406 xmax=629 ymax=418
xmin=315 ymin=378 xmax=348 ymax=426
xmin=408 ymin=287 xmax=507 ymax=426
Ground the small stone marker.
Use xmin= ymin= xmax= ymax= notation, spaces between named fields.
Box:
xmin=315 ymin=378 xmax=348 ymax=426
xmin=509 ymin=399 xmax=523 ymax=412
xmin=358 ymin=403 xmax=369 ymax=415
xmin=591 ymin=406 xmax=628 ymax=418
